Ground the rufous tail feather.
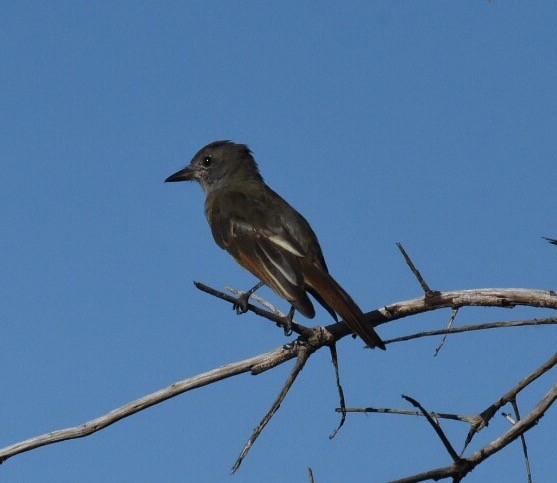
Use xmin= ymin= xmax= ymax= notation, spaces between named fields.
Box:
xmin=301 ymin=261 xmax=386 ymax=350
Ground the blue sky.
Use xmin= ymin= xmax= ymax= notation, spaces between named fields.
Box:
xmin=1 ymin=2 xmax=556 ymax=482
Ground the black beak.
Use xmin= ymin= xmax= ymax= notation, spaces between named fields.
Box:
xmin=165 ymin=166 xmax=195 ymax=183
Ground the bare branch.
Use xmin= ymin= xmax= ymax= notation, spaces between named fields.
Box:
xmin=510 ymin=399 xmax=533 ymax=483
xmin=462 ymin=351 xmax=557 ymax=451
xmin=226 ymin=285 xmax=289 ymax=318
xmin=328 ymin=343 xmax=347 ymax=439
xmin=0 ymin=345 xmax=298 ymax=464
xmin=395 ymin=382 xmax=557 ymax=482
xmin=434 ymin=308 xmax=459 ymax=356
xmin=372 ymin=288 xmax=557 ymax=326
xmin=197 ymin=281 xmax=557 ymax=346
xmin=472 ymin=383 xmax=556 ymax=460
xmin=396 ymin=243 xmax=435 ymax=294
xmin=337 ymin=407 xmax=477 ymax=424
xmin=232 ymin=348 xmax=311 ymax=473
xmin=343 ymin=353 xmax=556 ymax=480
xmin=402 ymin=395 xmax=461 ymax=463
xmin=384 ymin=318 xmax=557 ymax=345
xmin=1 ymin=286 xmax=554 ymax=468
xmin=195 ymin=281 xmax=314 ymax=336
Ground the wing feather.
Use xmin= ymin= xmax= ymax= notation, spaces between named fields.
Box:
xmin=207 ymin=190 xmax=315 ymax=318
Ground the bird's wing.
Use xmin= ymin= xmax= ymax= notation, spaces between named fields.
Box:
xmin=207 ymin=186 xmax=384 ymax=348
xmin=207 ymin=189 xmax=315 ymax=318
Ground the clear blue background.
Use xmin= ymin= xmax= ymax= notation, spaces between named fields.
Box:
xmin=1 ymin=2 xmax=555 ymax=482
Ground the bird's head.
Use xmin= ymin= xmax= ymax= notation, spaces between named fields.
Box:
xmin=165 ymin=140 xmax=263 ymax=194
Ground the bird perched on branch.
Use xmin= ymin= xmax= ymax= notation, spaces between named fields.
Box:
xmin=166 ymin=141 xmax=385 ymax=350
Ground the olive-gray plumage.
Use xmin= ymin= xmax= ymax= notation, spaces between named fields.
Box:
xmin=166 ymin=141 xmax=385 ymax=349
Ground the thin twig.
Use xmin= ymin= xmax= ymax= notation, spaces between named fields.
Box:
xmin=462 ymin=351 xmax=557 ymax=453
xmin=197 ymin=282 xmax=557 ymax=344
xmin=232 ymin=348 xmax=311 ymax=473
xmin=226 ymin=285 xmax=287 ymax=318
xmin=0 ymin=346 xmax=297 ymax=463
xmin=194 ymin=281 xmax=312 ymax=336
xmin=395 ymin=383 xmax=557 ymax=482
xmin=396 ymin=243 xmax=434 ymax=294
xmin=383 ymin=318 xmax=557 ymax=345
xmin=1 ymin=287 xmax=555 ymax=466
xmin=372 ymin=288 xmax=557 ymax=327
xmin=542 ymin=236 xmax=557 ymax=246
xmin=337 ymin=407 xmax=477 ymax=424
xmin=402 ymin=395 xmax=461 ymax=463
xmin=434 ymin=308 xmax=459 ymax=356
xmin=328 ymin=343 xmax=346 ymax=439
xmin=510 ymin=398 xmax=533 ymax=483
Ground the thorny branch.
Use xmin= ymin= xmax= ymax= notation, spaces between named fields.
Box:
xmin=461 ymin=351 xmax=557 ymax=452
xmin=393 ymin=382 xmax=557 ymax=482
xmin=1 ymin=244 xmax=555 ymax=477
xmin=1 ymin=287 xmax=553 ymax=472
xmin=344 ymin=352 xmax=557 ymax=482
xmin=197 ymin=281 xmax=557 ymax=343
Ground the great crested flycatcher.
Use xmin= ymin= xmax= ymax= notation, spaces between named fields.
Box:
xmin=165 ymin=141 xmax=385 ymax=350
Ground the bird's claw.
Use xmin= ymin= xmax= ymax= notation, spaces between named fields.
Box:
xmin=282 ymin=319 xmax=293 ymax=337
xmin=276 ymin=320 xmax=293 ymax=336
xmin=277 ymin=307 xmax=295 ymax=336
xmin=233 ymin=292 xmax=251 ymax=314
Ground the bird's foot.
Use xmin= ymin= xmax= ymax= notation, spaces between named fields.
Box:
xmin=232 ymin=281 xmax=265 ymax=315
xmin=276 ymin=306 xmax=296 ymax=336
xmin=233 ymin=292 xmax=251 ymax=315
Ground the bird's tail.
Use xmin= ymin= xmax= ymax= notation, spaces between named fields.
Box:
xmin=301 ymin=261 xmax=386 ymax=350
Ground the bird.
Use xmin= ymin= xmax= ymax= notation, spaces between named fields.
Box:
xmin=165 ymin=141 xmax=385 ymax=349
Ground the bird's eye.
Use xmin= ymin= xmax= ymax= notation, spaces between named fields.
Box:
xmin=201 ymin=156 xmax=212 ymax=167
